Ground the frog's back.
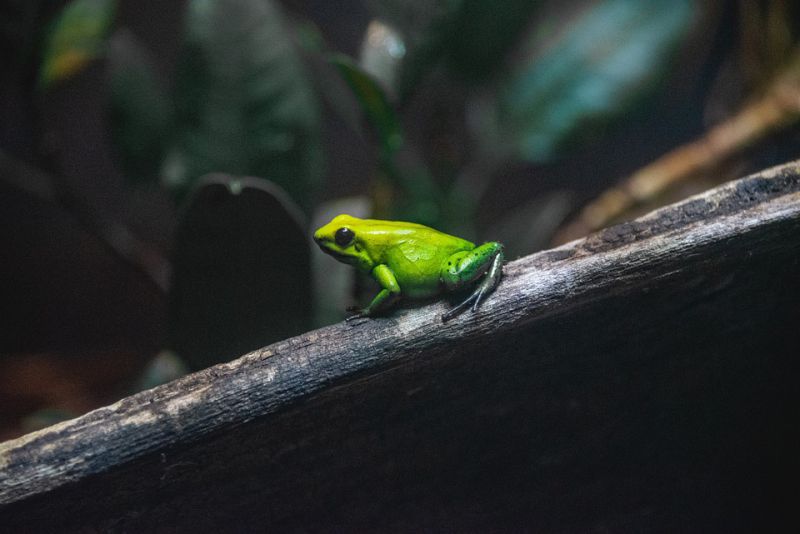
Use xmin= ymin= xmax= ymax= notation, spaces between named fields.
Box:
xmin=359 ymin=219 xmax=474 ymax=297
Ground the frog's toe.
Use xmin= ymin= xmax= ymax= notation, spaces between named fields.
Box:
xmin=471 ymin=288 xmax=487 ymax=312
xmin=442 ymin=293 xmax=478 ymax=322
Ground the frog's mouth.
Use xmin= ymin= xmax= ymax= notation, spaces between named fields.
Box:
xmin=315 ymin=239 xmax=357 ymax=264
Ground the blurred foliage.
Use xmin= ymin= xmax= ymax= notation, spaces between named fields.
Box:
xmin=3 ymin=0 xmax=800 ymax=438
xmin=39 ymin=0 xmax=117 ymax=88
xmin=484 ymin=0 xmax=695 ymax=162
xmin=103 ymin=0 xmax=323 ymax=209
xmin=108 ymin=30 xmax=172 ymax=184
xmin=330 ymin=54 xmax=402 ymax=158
xmin=349 ymin=0 xmax=701 ymax=240
xmin=329 ymin=54 xmax=441 ymax=225
xmin=164 ymin=0 xmax=323 ymax=206
xmin=364 ymin=0 xmax=543 ymax=88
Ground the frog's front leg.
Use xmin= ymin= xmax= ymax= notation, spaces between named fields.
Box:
xmin=348 ymin=264 xmax=401 ymax=319
xmin=440 ymin=242 xmax=504 ymax=322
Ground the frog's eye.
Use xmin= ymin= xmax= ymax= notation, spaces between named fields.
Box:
xmin=335 ymin=227 xmax=355 ymax=247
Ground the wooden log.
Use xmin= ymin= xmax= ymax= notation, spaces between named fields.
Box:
xmin=2 ymin=160 xmax=800 ymax=532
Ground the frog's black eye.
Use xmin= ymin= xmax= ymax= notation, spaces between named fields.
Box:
xmin=335 ymin=227 xmax=355 ymax=247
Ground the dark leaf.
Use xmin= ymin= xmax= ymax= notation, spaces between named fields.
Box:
xmin=168 ymin=174 xmax=312 ymax=369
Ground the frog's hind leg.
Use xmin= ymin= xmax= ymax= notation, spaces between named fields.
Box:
xmin=441 ymin=242 xmax=504 ymax=322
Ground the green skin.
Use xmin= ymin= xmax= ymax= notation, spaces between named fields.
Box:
xmin=314 ymin=214 xmax=504 ymax=321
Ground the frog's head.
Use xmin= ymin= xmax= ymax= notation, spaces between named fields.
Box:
xmin=313 ymin=214 xmax=374 ymax=271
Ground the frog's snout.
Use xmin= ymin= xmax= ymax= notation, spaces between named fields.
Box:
xmin=313 ymin=233 xmax=332 ymax=248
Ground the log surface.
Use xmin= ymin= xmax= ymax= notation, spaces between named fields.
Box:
xmin=2 ymin=161 xmax=800 ymax=531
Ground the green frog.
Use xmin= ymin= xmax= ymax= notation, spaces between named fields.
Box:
xmin=314 ymin=214 xmax=504 ymax=321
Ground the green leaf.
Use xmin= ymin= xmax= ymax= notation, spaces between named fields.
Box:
xmin=167 ymin=0 xmax=323 ymax=210
xmin=108 ymin=30 xmax=172 ymax=185
xmin=484 ymin=0 xmax=696 ymax=162
xmin=39 ymin=0 xmax=117 ymax=89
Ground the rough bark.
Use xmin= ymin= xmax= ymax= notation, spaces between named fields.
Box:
xmin=2 ymin=160 xmax=800 ymax=532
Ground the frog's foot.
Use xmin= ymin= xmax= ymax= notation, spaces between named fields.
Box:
xmin=441 ymin=245 xmax=504 ymax=322
xmin=441 ymin=276 xmax=494 ymax=321
xmin=441 ymin=294 xmax=477 ymax=322
xmin=345 ymin=306 xmax=368 ymax=321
